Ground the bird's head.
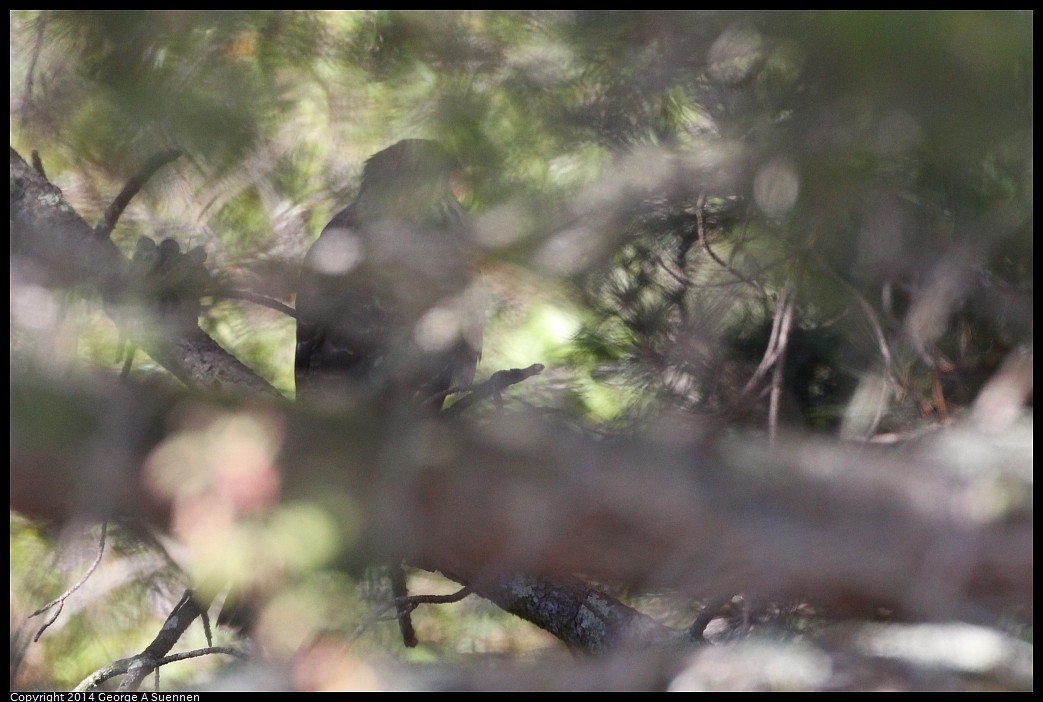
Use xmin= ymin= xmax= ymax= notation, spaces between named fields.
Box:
xmin=358 ymin=139 xmax=462 ymax=212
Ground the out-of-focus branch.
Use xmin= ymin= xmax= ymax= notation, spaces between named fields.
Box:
xmin=395 ymin=621 xmax=1032 ymax=691
xmin=11 ymin=370 xmax=1032 ymax=627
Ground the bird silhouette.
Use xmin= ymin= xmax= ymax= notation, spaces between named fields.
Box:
xmin=294 ymin=139 xmax=482 ymax=646
xmin=295 ymin=139 xmax=481 ymax=411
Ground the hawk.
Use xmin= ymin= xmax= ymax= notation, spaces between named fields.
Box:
xmin=294 ymin=139 xmax=482 ymax=646
xmin=295 ymin=139 xmax=481 ymax=410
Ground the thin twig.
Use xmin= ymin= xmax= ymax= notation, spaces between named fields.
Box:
xmin=120 ymin=344 xmax=137 ymax=378
xmin=767 ymin=297 xmax=794 ymax=445
xmin=650 ymin=251 xmax=694 ymax=291
xmin=441 ymin=364 xmax=545 ymax=417
xmin=852 ymin=292 xmax=900 ymax=389
xmin=403 ymin=587 xmax=475 ymax=608
xmin=108 ymin=589 xmax=211 ymax=691
xmin=221 ymin=289 xmax=297 ymax=319
xmin=349 ymin=586 xmax=473 ymax=644
xmin=696 ymin=193 xmax=767 ymax=298
xmin=741 ymin=284 xmax=793 ymax=399
xmin=74 ymin=645 xmax=246 ymax=692
xmin=30 ymin=521 xmax=108 ymax=641
xmin=158 ymin=646 xmax=248 ymax=664
xmin=805 ymin=247 xmax=901 ymax=391
xmin=94 ymin=150 xmax=183 ymax=240
xmin=200 ymin=606 xmax=213 ymax=648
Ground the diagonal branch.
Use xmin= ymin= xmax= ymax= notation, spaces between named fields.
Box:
xmin=436 ymin=570 xmax=685 ymax=654
xmin=73 ymin=589 xmax=219 ymax=692
xmin=442 ymin=363 xmax=545 ymax=416
xmin=10 ymin=146 xmax=283 ymax=400
xmin=30 ymin=522 xmax=108 ymax=641
xmin=93 ymin=149 xmax=183 ymax=240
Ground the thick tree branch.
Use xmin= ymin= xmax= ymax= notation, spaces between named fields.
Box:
xmin=439 ymin=571 xmax=685 ymax=653
xmin=11 ymin=371 xmax=1032 ymax=628
xmin=10 ymin=146 xmax=282 ymax=399
xmin=12 ymin=146 xmax=127 ymax=291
